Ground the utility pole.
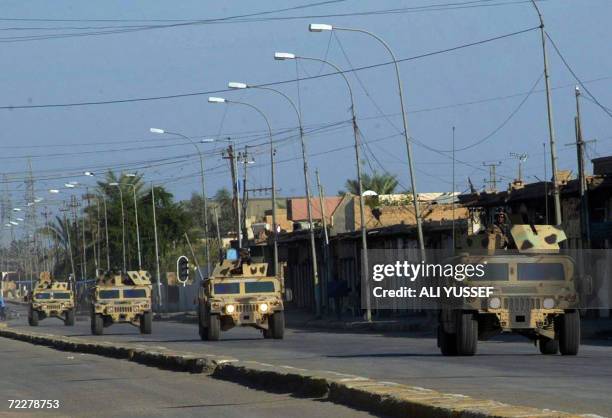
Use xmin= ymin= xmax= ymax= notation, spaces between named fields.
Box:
xmin=509 ymin=153 xmax=529 ymax=183
xmin=452 ymin=126 xmax=456 ymax=250
xmin=571 ymin=86 xmax=592 ymax=248
xmin=316 ymin=170 xmax=332 ymax=314
xmin=68 ymin=195 xmax=82 ymax=281
xmin=151 ymin=183 xmax=162 ymax=309
xmin=483 ymin=162 xmax=502 ymax=192
xmin=239 ymin=146 xmax=253 ymax=239
xmin=222 ymin=144 xmax=242 ymax=248
xmin=41 ymin=207 xmax=53 ymax=273
xmin=60 ymin=205 xmax=76 ymax=286
xmin=531 ymin=0 xmax=562 ymax=225
xmin=100 ymin=195 xmax=110 ymax=271
xmin=543 ymin=142 xmax=549 ymax=224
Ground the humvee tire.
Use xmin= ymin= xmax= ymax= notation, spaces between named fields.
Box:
xmin=28 ymin=307 xmax=39 ymax=326
xmin=538 ymin=337 xmax=559 ymax=355
xmin=559 ymin=310 xmax=580 ymax=356
xmin=456 ymin=311 xmax=478 ymax=356
xmin=91 ymin=313 xmax=104 ymax=335
xmin=207 ymin=314 xmax=220 ymax=341
xmin=140 ymin=311 xmax=152 ymax=335
xmin=438 ymin=325 xmax=457 ymax=356
xmin=270 ymin=312 xmax=285 ymax=339
xmin=64 ymin=309 xmax=75 ymax=326
xmin=198 ymin=307 xmax=208 ymax=341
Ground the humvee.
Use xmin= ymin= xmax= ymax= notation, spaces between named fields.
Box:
xmin=90 ymin=270 xmax=153 ymax=335
xmin=197 ymin=250 xmax=285 ymax=340
xmin=28 ymin=273 xmax=75 ymax=327
xmin=438 ymin=224 xmax=581 ymax=356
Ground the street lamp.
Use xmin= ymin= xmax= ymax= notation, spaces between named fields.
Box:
xmin=228 ymin=80 xmax=322 ymax=316
xmin=149 ymin=128 xmax=212 ymax=278
xmin=308 ymin=23 xmax=425 ymax=255
xmin=275 ymin=51 xmax=372 ymax=321
xmin=208 ymin=97 xmax=279 ymax=276
xmin=109 ymin=182 xmax=127 ymax=272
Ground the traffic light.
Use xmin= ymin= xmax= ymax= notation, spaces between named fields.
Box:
xmin=177 ymin=256 xmax=189 ymax=284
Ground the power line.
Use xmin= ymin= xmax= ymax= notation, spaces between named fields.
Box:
xmin=545 ymin=31 xmax=612 ymax=120
xmin=0 ymin=25 xmax=539 ymax=110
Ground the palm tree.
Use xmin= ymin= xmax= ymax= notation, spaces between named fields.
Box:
xmin=340 ymin=171 xmax=400 ymax=196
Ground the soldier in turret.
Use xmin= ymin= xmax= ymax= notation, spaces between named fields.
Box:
xmin=487 ymin=209 xmax=511 ymax=249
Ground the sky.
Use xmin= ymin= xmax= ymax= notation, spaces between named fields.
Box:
xmin=0 ymin=0 xmax=611 ymax=234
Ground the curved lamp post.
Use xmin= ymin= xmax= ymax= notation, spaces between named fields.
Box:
xmin=309 ymin=23 xmax=425 ymax=255
xmin=274 ymin=51 xmax=372 ymax=321
xmin=208 ymin=97 xmax=279 ymax=277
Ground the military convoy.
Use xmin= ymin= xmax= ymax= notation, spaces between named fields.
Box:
xmin=438 ymin=223 xmax=582 ymax=356
xmin=28 ymin=274 xmax=75 ymax=327
xmin=90 ymin=270 xmax=153 ymax=335
xmin=197 ymin=249 xmax=285 ymax=340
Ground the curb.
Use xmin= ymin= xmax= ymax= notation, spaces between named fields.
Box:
xmin=0 ymin=327 xmax=587 ymax=418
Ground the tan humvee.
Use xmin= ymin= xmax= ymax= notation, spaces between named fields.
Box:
xmin=90 ymin=270 xmax=153 ymax=335
xmin=197 ymin=255 xmax=284 ymax=341
xmin=438 ymin=224 xmax=581 ymax=356
xmin=28 ymin=273 xmax=75 ymax=327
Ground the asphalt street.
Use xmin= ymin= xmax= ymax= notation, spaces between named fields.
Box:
xmin=4 ymin=305 xmax=612 ymax=417
xmin=0 ymin=336 xmax=376 ymax=418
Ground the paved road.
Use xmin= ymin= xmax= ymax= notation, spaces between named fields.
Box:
xmin=4 ymin=306 xmax=612 ymax=417
xmin=0 ymin=337 xmax=376 ymax=418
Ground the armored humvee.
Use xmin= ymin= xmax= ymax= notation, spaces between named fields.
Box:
xmin=438 ymin=224 xmax=581 ymax=356
xmin=90 ymin=270 xmax=153 ymax=335
xmin=197 ymin=250 xmax=285 ymax=341
xmin=28 ymin=273 xmax=75 ymax=326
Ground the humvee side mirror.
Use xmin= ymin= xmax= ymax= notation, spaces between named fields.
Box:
xmin=284 ymin=288 xmax=293 ymax=302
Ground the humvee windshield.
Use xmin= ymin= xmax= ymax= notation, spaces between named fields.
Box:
xmin=99 ymin=289 xmax=120 ymax=299
xmin=474 ymin=263 xmax=509 ymax=281
xmin=123 ymin=289 xmax=147 ymax=298
xmin=53 ymin=292 xmax=71 ymax=299
xmin=34 ymin=292 xmax=51 ymax=300
xmin=213 ymin=282 xmax=240 ymax=294
xmin=518 ymin=263 xmax=565 ymax=281
xmin=245 ymin=281 xmax=275 ymax=293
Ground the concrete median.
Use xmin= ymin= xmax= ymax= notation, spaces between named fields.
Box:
xmin=0 ymin=327 xmax=586 ymax=418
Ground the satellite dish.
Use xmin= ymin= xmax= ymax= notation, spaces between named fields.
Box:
xmin=362 ymin=190 xmax=378 ymax=197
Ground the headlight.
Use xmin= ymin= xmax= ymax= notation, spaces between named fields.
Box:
xmin=225 ymin=304 xmax=235 ymax=314
xmin=259 ymin=303 xmax=269 ymax=313
xmin=543 ymin=298 xmax=555 ymax=309
xmin=488 ymin=297 xmax=501 ymax=309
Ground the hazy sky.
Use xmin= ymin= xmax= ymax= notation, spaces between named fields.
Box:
xmin=1 ymin=0 xmax=611 ymax=222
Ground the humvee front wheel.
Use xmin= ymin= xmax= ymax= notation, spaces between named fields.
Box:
xmin=198 ymin=306 xmax=208 ymax=341
xmin=559 ymin=310 xmax=580 ymax=356
xmin=438 ymin=326 xmax=457 ymax=356
xmin=456 ymin=311 xmax=478 ymax=356
xmin=28 ymin=307 xmax=39 ymax=326
xmin=269 ymin=312 xmax=285 ymax=339
xmin=538 ymin=337 xmax=559 ymax=355
xmin=140 ymin=311 xmax=152 ymax=334
xmin=91 ymin=313 xmax=104 ymax=335
xmin=207 ymin=314 xmax=220 ymax=341
xmin=64 ymin=309 xmax=75 ymax=326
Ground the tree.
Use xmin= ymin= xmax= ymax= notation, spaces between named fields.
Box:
xmin=340 ymin=171 xmax=400 ymax=196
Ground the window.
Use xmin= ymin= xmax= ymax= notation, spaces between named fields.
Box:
xmin=98 ymin=289 xmax=120 ymax=299
xmin=123 ymin=289 xmax=147 ymax=298
xmin=213 ymin=283 xmax=240 ymax=294
xmin=34 ymin=292 xmax=51 ymax=300
xmin=472 ymin=263 xmax=509 ymax=281
xmin=53 ymin=292 xmax=71 ymax=299
xmin=245 ymin=281 xmax=275 ymax=293
xmin=518 ymin=263 xmax=565 ymax=281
